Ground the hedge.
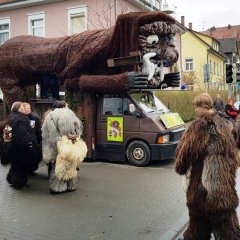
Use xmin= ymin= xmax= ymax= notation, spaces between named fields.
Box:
xmin=155 ymin=90 xmax=229 ymax=122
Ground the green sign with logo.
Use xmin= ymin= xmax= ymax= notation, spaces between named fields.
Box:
xmin=107 ymin=117 xmax=123 ymax=142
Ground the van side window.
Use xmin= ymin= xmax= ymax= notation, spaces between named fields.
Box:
xmin=103 ymin=96 xmax=122 ymax=115
xmin=103 ymin=95 xmax=138 ymax=116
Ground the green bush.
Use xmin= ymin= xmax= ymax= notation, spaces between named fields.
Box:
xmin=155 ymin=90 xmax=229 ymax=122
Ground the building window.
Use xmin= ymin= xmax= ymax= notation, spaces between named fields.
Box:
xmin=213 ymin=42 xmax=216 ymax=50
xmin=209 ymin=60 xmax=212 ymax=72
xmin=214 ymin=62 xmax=216 ymax=74
xmin=212 ymin=42 xmax=219 ymax=51
xmin=185 ymin=58 xmax=193 ymax=71
xmin=28 ymin=12 xmax=45 ymax=37
xmin=68 ymin=6 xmax=87 ymax=35
xmin=0 ymin=18 xmax=10 ymax=45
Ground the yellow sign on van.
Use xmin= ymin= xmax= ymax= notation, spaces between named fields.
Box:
xmin=160 ymin=113 xmax=184 ymax=129
xmin=107 ymin=117 xmax=123 ymax=142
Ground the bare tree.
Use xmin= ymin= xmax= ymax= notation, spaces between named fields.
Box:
xmin=84 ymin=0 xmax=132 ymax=30
xmin=182 ymin=60 xmax=225 ymax=91
xmin=182 ymin=71 xmax=196 ymax=86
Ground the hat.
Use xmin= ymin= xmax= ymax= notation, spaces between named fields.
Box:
xmin=52 ymin=100 xmax=59 ymax=109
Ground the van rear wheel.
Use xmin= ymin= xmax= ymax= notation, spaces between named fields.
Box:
xmin=126 ymin=141 xmax=151 ymax=167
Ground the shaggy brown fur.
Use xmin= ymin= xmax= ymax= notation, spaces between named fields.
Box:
xmin=175 ymin=113 xmax=240 ymax=240
xmin=0 ymin=11 xmax=177 ymax=107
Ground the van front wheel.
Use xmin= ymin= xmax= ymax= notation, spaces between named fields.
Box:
xmin=126 ymin=141 xmax=151 ymax=167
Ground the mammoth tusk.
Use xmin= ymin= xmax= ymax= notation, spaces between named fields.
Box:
xmin=160 ymin=64 xmax=165 ymax=81
xmin=142 ymin=53 xmax=156 ymax=80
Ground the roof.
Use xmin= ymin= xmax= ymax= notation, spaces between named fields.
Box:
xmin=202 ymin=24 xmax=240 ymax=39
xmin=217 ymin=38 xmax=237 ymax=53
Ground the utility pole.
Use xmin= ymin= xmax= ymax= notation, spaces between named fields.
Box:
xmin=226 ymin=63 xmax=234 ymax=99
xmin=204 ymin=64 xmax=210 ymax=93
xmin=232 ymin=63 xmax=239 ymax=101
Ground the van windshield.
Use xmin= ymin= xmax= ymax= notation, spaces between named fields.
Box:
xmin=130 ymin=92 xmax=170 ymax=114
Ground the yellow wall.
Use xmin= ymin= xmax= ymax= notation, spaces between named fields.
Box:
xmin=181 ymin=31 xmax=225 ymax=90
xmin=194 ymin=33 xmax=212 ymax=45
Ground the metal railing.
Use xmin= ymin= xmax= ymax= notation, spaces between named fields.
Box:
xmin=130 ymin=0 xmax=162 ymax=11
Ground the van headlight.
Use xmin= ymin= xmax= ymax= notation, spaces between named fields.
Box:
xmin=157 ymin=135 xmax=169 ymax=144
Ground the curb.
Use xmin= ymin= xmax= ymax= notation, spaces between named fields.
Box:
xmin=158 ymin=211 xmax=189 ymax=240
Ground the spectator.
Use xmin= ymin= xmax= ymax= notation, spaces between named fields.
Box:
xmin=0 ymin=102 xmax=42 ymax=189
xmin=22 ymin=102 xmax=42 ymax=176
xmin=22 ymin=102 xmax=42 ymax=145
xmin=225 ymin=98 xmax=239 ymax=119
xmin=213 ymin=93 xmax=224 ymax=112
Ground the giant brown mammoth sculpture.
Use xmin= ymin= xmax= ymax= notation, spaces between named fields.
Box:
xmin=0 ymin=11 xmax=179 ymax=107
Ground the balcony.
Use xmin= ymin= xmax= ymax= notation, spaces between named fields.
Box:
xmin=127 ymin=0 xmax=162 ymax=11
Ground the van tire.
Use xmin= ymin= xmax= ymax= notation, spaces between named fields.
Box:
xmin=126 ymin=141 xmax=151 ymax=167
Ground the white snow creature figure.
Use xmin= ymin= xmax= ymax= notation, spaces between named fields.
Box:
xmin=42 ymin=108 xmax=87 ymax=194
xmin=55 ymin=135 xmax=87 ymax=181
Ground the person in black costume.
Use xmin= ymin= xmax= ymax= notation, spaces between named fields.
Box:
xmin=1 ymin=102 xmax=42 ymax=189
xmin=23 ymin=102 xmax=42 ymax=145
xmin=22 ymin=102 xmax=42 ymax=176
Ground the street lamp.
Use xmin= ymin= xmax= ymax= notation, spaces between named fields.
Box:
xmin=162 ymin=0 xmax=174 ymax=14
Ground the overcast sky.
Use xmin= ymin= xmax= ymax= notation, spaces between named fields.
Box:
xmin=166 ymin=0 xmax=240 ymax=31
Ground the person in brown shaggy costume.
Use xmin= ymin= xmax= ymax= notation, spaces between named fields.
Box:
xmin=175 ymin=93 xmax=240 ymax=240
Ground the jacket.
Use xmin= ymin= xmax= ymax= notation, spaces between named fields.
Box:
xmin=0 ymin=112 xmax=42 ymax=171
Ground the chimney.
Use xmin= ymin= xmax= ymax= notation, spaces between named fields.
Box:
xmin=189 ymin=22 xmax=192 ymax=30
xmin=181 ymin=16 xmax=185 ymax=26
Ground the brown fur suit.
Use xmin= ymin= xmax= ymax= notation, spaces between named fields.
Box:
xmin=175 ymin=113 xmax=240 ymax=240
xmin=233 ymin=115 xmax=240 ymax=151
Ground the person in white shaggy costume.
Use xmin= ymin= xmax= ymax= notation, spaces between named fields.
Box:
xmin=42 ymin=108 xmax=87 ymax=194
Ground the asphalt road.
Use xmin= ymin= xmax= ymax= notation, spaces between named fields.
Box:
xmin=0 ymin=159 xmax=187 ymax=240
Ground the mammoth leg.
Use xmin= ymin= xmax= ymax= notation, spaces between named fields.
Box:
xmin=1 ymin=81 xmax=28 ymax=107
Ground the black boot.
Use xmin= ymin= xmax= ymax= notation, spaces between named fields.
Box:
xmin=48 ymin=163 xmax=52 ymax=177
